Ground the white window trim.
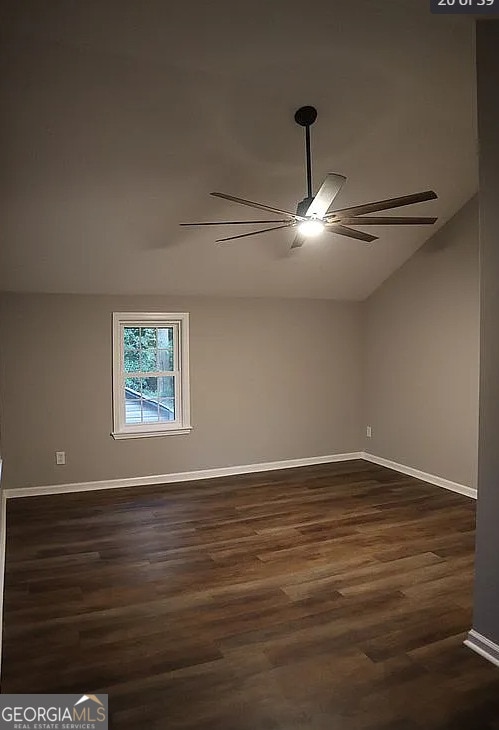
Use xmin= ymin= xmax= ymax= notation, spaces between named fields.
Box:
xmin=112 ymin=312 xmax=191 ymax=440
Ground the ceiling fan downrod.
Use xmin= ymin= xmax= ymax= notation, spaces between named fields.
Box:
xmin=294 ymin=105 xmax=318 ymax=202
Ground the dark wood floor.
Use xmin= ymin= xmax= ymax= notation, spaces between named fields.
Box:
xmin=2 ymin=460 xmax=498 ymax=729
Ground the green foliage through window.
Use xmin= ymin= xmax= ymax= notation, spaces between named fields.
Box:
xmin=124 ymin=326 xmax=174 ymax=396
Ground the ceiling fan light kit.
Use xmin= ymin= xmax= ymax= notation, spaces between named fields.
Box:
xmin=298 ymin=219 xmax=325 ymax=238
xmin=181 ymin=106 xmax=438 ymax=250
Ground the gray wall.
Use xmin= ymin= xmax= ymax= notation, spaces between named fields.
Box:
xmin=0 ymin=202 xmax=483 ymax=493
xmin=364 ymin=198 xmax=480 ymax=488
xmin=0 ymin=293 xmax=363 ymax=489
xmin=472 ymin=21 xmax=499 ymax=648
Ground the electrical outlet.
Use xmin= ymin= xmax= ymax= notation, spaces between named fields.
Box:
xmin=55 ymin=451 xmax=66 ymax=465
xmin=366 ymin=426 xmax=372 ymax=438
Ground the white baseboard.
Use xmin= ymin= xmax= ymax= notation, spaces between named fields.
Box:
xmin=465 ymin=629 xmax=499 ymax=668
xmin=3 ymin=452 xmax=364 ymax=499
xmin=361 ymin=452 xmax=477 ymax=500
xmin=3 ymin=452 xmax=477 ymax=501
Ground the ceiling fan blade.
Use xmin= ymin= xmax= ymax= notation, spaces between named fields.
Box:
xmin=290 ymin=233 xmax=306 ymax=249
xmin=211 ymin=192 xmax=302 ymax=220
xmin=216 ymin=223 xmax=295 ymax=243
xmin=329 ymin=216 xmax=438 ymax=226
xmin=180 ymin=219 xmax=291 ymax=226
xmin=329 ymin=190 xmax=438 ymax=218
xmin=327 ymin=224 xmax=378 ymax=243
xmin=306 ymin=173 xmax=347 ymax=218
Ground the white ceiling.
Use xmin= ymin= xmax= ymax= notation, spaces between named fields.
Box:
xmin=0 ymin=0 xmax=477 ymax=300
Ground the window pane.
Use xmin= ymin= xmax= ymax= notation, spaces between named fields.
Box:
xmin=158 ymin=376 xmax=174 ymax=397
xmin=158 ymin=349 xmax=173 ymax=371
xmin=124 ymin=327 xmax=140 ymax=348
xmin=159 ymin=376 xmax=175 ymax=421
xmin=140 ymin=327 xmax=157 ymax=348
xmin=123 ymin=328 xmax=141 ymax=374
xmin=159 ymin=397 xmax=175 ymax=421
xmin=141 ymin=377 xmax=158 ymax=398
xmin=125 ymin=378 xmax=142 ymax=424
xmin=141 ymin=398 xmax=159 ymax=422
xmin=125 ymin=377 xmax=142 ymax=394
xmin=158 ymin=327 xmax=174 ymax=348
xmin=140 ymin=349 xmax=158 ymax=372
xmin=124 ymin=348 xmax=140 ymax=373
xmin=125 ymin=377 xmax=162 ymax=424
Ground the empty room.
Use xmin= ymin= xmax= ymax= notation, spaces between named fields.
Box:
xmin=1 ymin=1 xmax=499 ymax=728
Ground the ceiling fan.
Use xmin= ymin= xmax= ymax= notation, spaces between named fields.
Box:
xmin=180 ymin=106 xmax=438 ymax=249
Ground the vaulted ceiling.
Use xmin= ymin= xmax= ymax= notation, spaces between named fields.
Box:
xmin=0 ymin=0 xmax=477 ymax=300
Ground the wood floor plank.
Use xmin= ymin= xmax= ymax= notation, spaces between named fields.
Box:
xmin=1 ymin=460 xmax=498 ymax=729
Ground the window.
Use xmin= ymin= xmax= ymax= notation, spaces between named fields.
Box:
xmin=112 ymin=312 xmax=191 ymax=439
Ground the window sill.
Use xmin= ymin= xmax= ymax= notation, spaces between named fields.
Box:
xmin=111 ymin=427 xmax=192 ymax=440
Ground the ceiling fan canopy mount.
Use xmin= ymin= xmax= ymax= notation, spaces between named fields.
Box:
xmin=294 ymin=105 xmax=318 ymax=127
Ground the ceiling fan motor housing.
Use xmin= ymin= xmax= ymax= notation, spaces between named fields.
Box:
xmin=296 ymin=197 xmax=315 ymax=217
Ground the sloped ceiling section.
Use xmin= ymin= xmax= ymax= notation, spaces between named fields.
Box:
xmin=0 ymin=0 xmax=477 ymax=300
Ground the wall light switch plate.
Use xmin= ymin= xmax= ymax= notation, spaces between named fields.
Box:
xmin=55 ymin=451 xmax=66 ymax=465
xmin=366 ymin=426 xmax=372 ymax=438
